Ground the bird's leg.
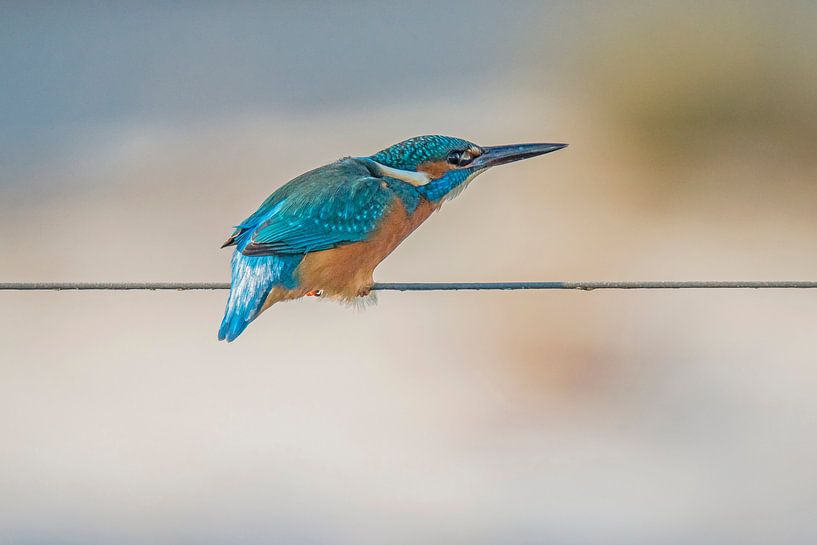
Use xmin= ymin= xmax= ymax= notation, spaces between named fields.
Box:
xmin=305 ymin=290 xmax=322 ymax=297
xmin=357 ymin=286 xmax=371 ymax=297
xmin=352 ymin=284 xmax=377 ymax=309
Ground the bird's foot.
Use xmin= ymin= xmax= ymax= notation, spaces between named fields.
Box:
xmin=353 ymin=286 xmax=377 ymax=309
xmin=305 ymin=290 xmax=322 ymax=297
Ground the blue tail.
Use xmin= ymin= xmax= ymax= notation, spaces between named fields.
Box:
xmin=218 ymin=250 xmax=301 ymax=342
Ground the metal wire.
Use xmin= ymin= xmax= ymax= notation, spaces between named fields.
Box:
xmin=1 ymin=281 xmax=817 ymax=291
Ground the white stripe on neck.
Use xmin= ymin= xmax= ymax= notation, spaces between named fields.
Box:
xmin=372 ymin=161 xmax=431 ymax=186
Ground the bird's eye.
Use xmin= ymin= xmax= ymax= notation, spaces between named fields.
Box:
xmin=447 ymin=150 xmax=473 ymax=167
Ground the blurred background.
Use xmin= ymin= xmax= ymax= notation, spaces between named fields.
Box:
xmin=1 ymin=1 xmax=816 ymax=544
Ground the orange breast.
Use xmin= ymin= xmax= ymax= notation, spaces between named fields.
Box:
xmin=293 ymin=197 xmax=440 ymax=300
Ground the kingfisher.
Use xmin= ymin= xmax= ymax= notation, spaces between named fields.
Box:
xmin=219 ymin=135 xmax=566 ymax=341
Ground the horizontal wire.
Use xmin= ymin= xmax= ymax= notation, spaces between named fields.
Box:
xmin=1 ymin=281 xmax=817 ymax=291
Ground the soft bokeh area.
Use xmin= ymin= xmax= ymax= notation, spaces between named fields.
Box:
xmin=2 ymin=2 xmax=816 ymax=544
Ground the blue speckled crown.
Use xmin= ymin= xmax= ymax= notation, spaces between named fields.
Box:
xmin=370 ymin=135 xmax=474 ymax=171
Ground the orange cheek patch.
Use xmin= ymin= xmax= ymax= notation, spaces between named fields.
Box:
xmin=417 ymin=160 xmax=453 ymax=179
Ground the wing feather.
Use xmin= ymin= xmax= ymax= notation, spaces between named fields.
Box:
xmin=240 ymin=159 xmax=395 ymax=257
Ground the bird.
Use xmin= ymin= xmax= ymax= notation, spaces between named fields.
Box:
xmin=218 ymin=135 xmax=566 ymax=341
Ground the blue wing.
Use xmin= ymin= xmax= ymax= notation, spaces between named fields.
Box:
xmin=238 ymin=158 xmax=397 ymax=256
xmin=218 ymin=157 xmax=422 ymax=341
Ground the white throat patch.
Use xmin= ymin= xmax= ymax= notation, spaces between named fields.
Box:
xmin=372 ymin=161 xmax=431 ymax=187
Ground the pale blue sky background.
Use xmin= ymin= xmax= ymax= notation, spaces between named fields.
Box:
xmin=1 ymin=1 xmax=575 ymax=172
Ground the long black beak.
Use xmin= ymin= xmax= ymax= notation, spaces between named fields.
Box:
xmin=470 ymin=143 xmax=567 ymax=169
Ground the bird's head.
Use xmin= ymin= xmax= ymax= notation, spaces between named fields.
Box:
xmin=363 ymin=135 xmax=566 ymax=201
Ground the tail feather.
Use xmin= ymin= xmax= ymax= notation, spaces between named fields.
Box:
xmin=218 ymin=250 xmax=300 ymax=342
